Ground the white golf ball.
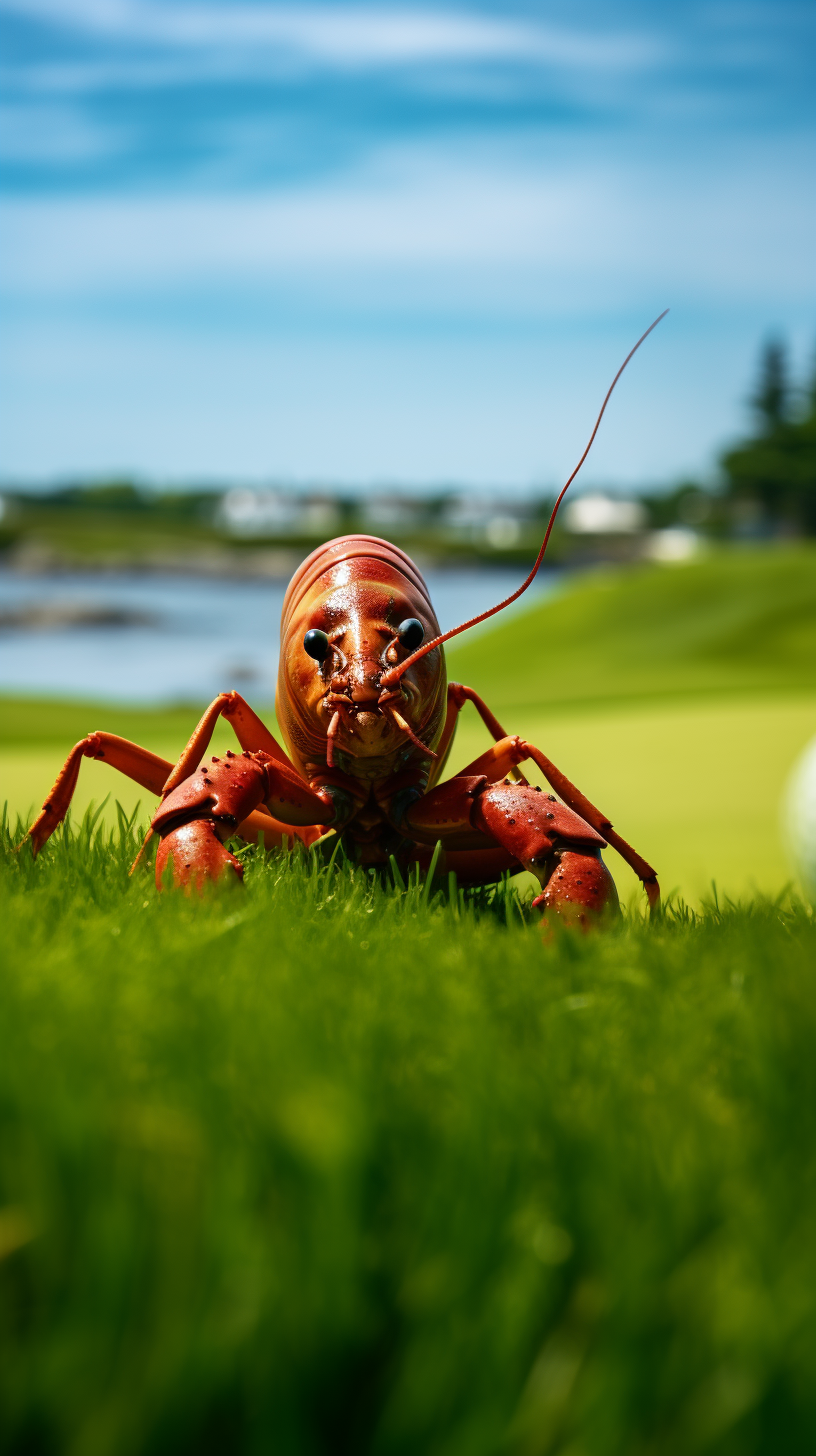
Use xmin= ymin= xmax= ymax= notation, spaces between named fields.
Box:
xmin=784 ymin=735 xmax=816 ymax=904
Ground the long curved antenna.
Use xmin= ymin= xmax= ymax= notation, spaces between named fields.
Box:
xmin=379 ymin=309 xmax=668 ymax=691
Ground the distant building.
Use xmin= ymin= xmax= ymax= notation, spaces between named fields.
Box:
xmin=562 ymin=493 xmax=647 ymax=535
xmin=300 ymin=495 xmax=342 ymax=536
xmin=644 ymin=528 xmax=701 ymax=562
xmin=440 ymin=491 xmax=531 ymax=547
xmin=361 ymin=493 xmax=427 ymax=532
xmin=217 ymin=488 xmax=340 ymax=538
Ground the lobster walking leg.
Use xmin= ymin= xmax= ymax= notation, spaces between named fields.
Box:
xmin=160 ymin=692 xmax=334 ymax=854
xmin=520 ymin=742 xmax=659 ymax=910
xmin=160 ymin=691 xmax=295 ymax=798
xmin=18 ymin=734 xmax=173 ymax=856
xmin=19 ymin=693 xmax=322 ymax=863
xmin=431 ymin=682 xmax=528 ymax=787
xmin=134 ymin=690 xmax=314 ymax=871
xmin=452 ymin=734 xmax=659 ymax=910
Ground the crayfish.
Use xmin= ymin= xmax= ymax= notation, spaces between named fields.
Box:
xmin=20 ymin=315 xmax=667 ymax=927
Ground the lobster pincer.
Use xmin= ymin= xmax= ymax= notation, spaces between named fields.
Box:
xmin=402 ymin=770 xmax=619 ymax=927
xmin=151 ymin=749 xmax=341 ymax=891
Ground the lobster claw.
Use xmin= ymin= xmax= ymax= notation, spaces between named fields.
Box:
xmin=531 ymin=849 xmax=620 ymax=931
xmin=155 ymin=819 xmax=244 ymax=893
xmin=153 ymin=750 xmax=272 ymax=834
xmin=151 ymin=749 xmax=271 ymax=892
xmin=471 ymin=782 xmax=607 ymax=863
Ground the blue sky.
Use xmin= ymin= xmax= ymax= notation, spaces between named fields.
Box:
xmin=1 ymin=0 xmax=814 ymax=489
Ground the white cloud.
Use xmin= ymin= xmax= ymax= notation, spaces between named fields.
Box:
xmin=0 ymin=2 xmax=810 ymax=486
xmin=1 ymin=0 xmax=660 ymax=75
xmin=1 ymin=139 xmax=813 ymax=309
xmin=0 ymin=160 xmax=593 ymax=283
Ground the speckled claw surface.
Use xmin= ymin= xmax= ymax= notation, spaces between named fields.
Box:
xmin=155 ymin=820 xmax=244 ymax=893
xmin=153 ymin=750 xmax=272 ymax=837
xmin=531 ymin=849 xmax=620 ymax=932
xmin=472 ymin=782 xmax=606 ymax=864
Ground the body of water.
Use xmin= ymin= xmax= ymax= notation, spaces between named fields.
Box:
xmin=0 ymin=567 xmax=559 ymax=705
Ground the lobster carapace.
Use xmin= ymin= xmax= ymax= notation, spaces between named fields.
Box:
xmin=21 ymin=316 xmax=667 ymax=926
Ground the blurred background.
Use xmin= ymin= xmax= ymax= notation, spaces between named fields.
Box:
xmin=0 ymin=0 xmax=814 ymax=903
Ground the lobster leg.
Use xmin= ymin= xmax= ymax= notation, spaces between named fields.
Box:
xmin=136 ymin=691 xmax=329 ymax=872
xmin=452 ymin=734 xmax=659 ymax=911
xmin=110 ymin=688 xmax=355 ymax=887
xmin=19 ymin=694 xmax=320 ymax=863
xmin=163 ymin=691 xmax=342 ymax=852
xmin=430 ymin=682 xmax=528 ymax=787
xmin=159 ymin=691 xmax=295 ymax=798
xmin=519 ymin=741 xmax=659 ymax=911
xmin=18 ymin=734 xmax=173 ymax=856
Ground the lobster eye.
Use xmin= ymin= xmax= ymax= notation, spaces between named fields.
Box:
xmin=303 ymin=628 xmax=330 ymax=662
xmin=397 ymin=618 xmax=424 ymax=651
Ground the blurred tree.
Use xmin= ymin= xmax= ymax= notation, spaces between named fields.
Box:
xmin=751 ymin=337 xmax=788 ymax=427
xmin=721 ymin=338 xmax=816 ymax=534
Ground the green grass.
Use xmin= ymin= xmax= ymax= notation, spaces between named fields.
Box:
xmin=0 ymin=697 xmax=209 ymax=750
xmin=1 ymin=812 xmax=814 ymax=1455
xmin=1 ymin=546 xmax=814 ymax=1450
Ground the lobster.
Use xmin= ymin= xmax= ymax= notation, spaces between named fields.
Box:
xmin=20 ymin=314 xmax=667 ymax=927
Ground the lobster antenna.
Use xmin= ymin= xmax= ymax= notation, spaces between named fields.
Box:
xmin=379 ymin=309 xmax=669 ymax=690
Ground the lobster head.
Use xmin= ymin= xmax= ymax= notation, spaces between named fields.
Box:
xmin=274 ymin=311 xmax=670 ymax=780
xmin=276 ymin=536 xmax=447 ymax=775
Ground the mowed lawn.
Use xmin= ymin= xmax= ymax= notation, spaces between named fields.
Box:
xmin=2 ymin=819 xmax=815 ymax=1456
xmin=2 ymin=545 xmax=815 ymax=1455
xmin=3 ymin=544 xmax=814 ymax=904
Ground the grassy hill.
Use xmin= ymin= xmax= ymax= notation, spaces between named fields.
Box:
xmin=447 ymin=543 xmax=816 ymax=712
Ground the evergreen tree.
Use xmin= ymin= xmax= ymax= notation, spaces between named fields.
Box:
xmin=721 ymin=338 xmax=816 ymax=534
xmin=751 ymin=338 xmax=788 ymax=429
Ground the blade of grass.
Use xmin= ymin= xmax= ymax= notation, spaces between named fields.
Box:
xmin=421 ymin=841 xmax=443 ymax=906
